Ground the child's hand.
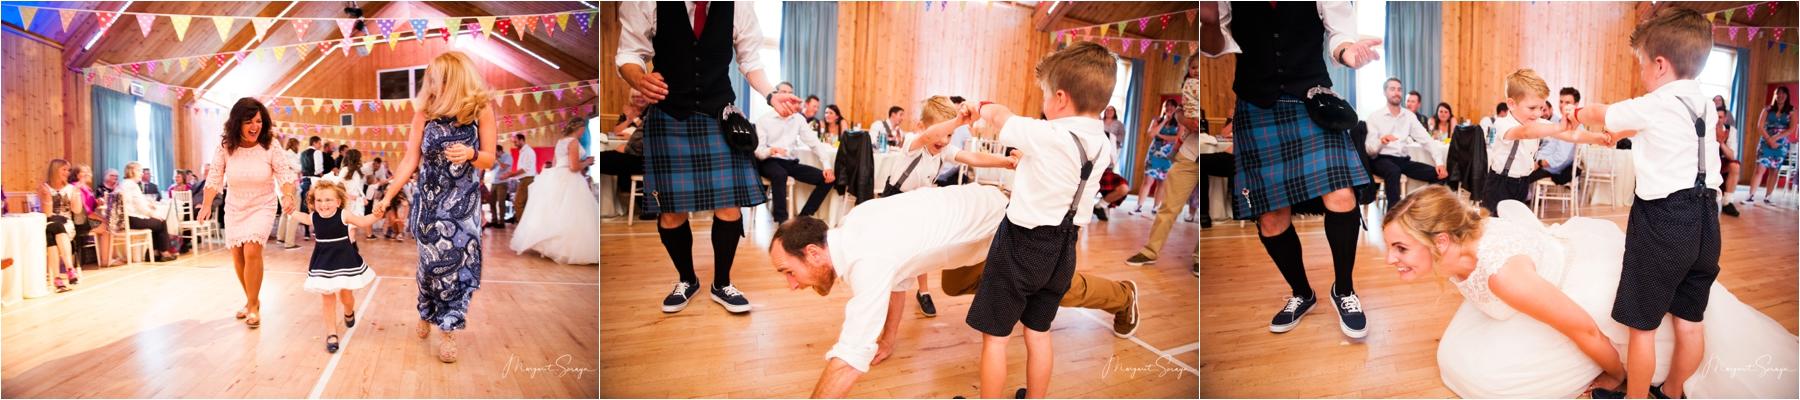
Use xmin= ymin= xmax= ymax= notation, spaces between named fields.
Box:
xmin=1006 ymin=150 xmax=1023 ymax=169
xmin=958 ymin=103 xmax=981 ymax=125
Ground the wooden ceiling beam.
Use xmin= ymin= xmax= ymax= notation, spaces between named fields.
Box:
xmin=61 ymin=1 xmax=131 ymax=71
xmin=419 ymin=1 xmax=597 ymax=78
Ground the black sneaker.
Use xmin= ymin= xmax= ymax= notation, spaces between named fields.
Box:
xmin=1124 ymin=253 xmax=1156 ymax=266
xmin=1591 ymin=380 xmax=1627 ymax=399
xmin=660 ymin=281 xmax=699 ymax=313
xmin=1650 ymin=384 xmax=1685 ymax=399
xmin=1268 ymin=294 xmax=1316 ymax=333
xmin=1723 ymin=203 xmax=1740 ymax=217
xmin=1200 ymin=217 xmax=1213 ymax=228
xmin=711 ymin=284 xmax=751 ymax=313
xmin=1330 ymin=283 xmax=1367 ymax=339
xmin=917 ymin=292 xmax=938 ymax=317
xmin=1093 ymin=205 xmax=1109 ymax=221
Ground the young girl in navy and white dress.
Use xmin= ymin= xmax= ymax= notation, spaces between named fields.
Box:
xmin=290 ymin=180 xmax=379 ymax=353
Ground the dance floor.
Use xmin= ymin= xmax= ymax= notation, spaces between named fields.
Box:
xmin=0 ymin=228 xmax=598 ymax=398
xmin=599 ymin=198 xmax=1199 ymax=398
xmin=1199 ymin=194 xmax=1800 ymax=397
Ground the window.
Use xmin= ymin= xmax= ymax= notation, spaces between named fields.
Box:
xmin=1698 ymin=47 xmax=1738 ymax=151
xmin=135 ymin=100 xmax=155 ymax=176
xmin=1353 ymin=0 xmax=1389 ymax=113
xmin=745 ymin=1 xmax=783 ymax=120
xmin=378 ymin=66 xmax=428 ymax=100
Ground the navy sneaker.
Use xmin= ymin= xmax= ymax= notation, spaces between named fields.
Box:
xmin=711 ymin=284 xmax=751 ymax=314
xmin=917 ymin=292 xmax=938 ymax=317
xmin=1269 ymin=294 xmax=1316 ymax=333
xmin=1651 ymin=384 xmax=1685 ymax=399
xmin=661 ymin=281 xmax=699 ymax=313
xmin=1330 ymin=283 xmax=1367 ymax=339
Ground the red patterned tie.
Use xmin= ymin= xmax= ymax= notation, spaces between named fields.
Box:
xmin=692 ymin=1 xmax=709 ymax=39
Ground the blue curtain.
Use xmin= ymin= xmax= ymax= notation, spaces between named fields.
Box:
xmin=1120 ymin=58 xmax=1146 ymax=185
xmin=780 ymin=2 xmax=838 ymax=110
xmin=91 ymin=87 xmax=138 ymax=181
xmin=147 ymin=102 xmax=174 ymax=189
xmin=1385 ymin=1 xmax=1442 ymax=116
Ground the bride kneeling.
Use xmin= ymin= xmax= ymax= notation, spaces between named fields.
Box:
xmin=1380 ymin=186 xmax=1796 ymax=398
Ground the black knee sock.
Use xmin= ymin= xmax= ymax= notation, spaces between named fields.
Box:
xmin=657 ymin=221 xmax=698 ymax=285
xmin=1324 ymin=208 xmax=1362 ymax=295
xmin=1259 ymin=225 xmax=1313 ymax=299
xmin=711 ymin=217 xmax=744 ymax=288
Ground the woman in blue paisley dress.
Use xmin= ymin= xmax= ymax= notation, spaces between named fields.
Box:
xmin=376 ymin=52 xmax=497 ymax=363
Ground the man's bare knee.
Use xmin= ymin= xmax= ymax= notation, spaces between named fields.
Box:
xmin=1322 ymin=189 xmax=1356 ymax=213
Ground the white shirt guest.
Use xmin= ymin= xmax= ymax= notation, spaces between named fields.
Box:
xmin=756 ymin=112 xmax=835 ymax=169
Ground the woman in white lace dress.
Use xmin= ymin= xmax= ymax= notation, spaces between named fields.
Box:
xmin=1380 ymin=186 xmax=1797 ymax=398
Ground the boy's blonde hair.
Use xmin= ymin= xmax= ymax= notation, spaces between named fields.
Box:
xmin=1629 ymin=7 xmax=1713 ymax=79
xmin=415 ymin=51 xmax=494 ymax=126
xmin=306 ymin=180 xmax=349 ymax=207
xmin=1504 ymin=69 xmax=1549 ymax=101
xmin=919 ymin=96 xmax=958 ymax=127
xmin=1035 ymin=42 xmax=1117 ymax=114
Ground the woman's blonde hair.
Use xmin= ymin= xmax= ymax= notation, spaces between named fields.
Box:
xmin=122 ymin=161 xmax=142 ymax=180
xmin=1380 ymin=185 xmax=1487 ymax=259
xmin=414 ymin=51 xmax=494 ymax=126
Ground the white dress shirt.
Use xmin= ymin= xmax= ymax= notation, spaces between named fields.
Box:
xmin=514 ymin=145 xmax=539 ymax=179
xmin=1486 ymin=114 xmax=1540 ymax=178
xmin=869 ymin=119 xmax=901 ymax=146
xmin=615 ymin=1 xmax=766 ymax=75
xmin=1201 ymin=1 xmax=1359 ymax=59
xmin=118 ymin=178 xmax=160 ymax=220
xmin=823 ymin=185 xmax=1009 ymax=373
xmin=997 ymin=116 xmax=1115 ymax=228
xmin=1604 ymin=79 xmax=1722 ymax=200
xmin=1363 ymin=105 xmax=1440 ymax=162
xmin=755 ymin=113 xmax=834 ymax=168
xmin=887 ymin=133 xmax=962 ymax=193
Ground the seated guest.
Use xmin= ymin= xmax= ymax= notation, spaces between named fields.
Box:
xmin=119 ymin=161 xmax=177 ymax=262
xmin=1524 ymin=137 xmax=1577 ymax=185
xmin=73 ymin=165 xmax=115 ymax=267
xmin=1718 ymin=106 xmax=1743 ymax=217
xmin=756 ymin=84 xmax=836 ymax=224
xmin=140 ymin=167 xmax=163 ymax=201
xmin=1478 ymin=102 xmax=1510 ymax=141
xmin=1427 ymin=102 xmax=1456 ymax=142
xmin=819 ymin=104 xmax=847 ymax=146
xmin=601 ymin=97 xmax=647 ymax=217
xmin=868 ymin=105 xmax=907 ymax=148
xmin=1363 ymin=77 xmax=1447 ymax=209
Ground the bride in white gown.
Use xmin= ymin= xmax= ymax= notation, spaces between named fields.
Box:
xmin=509 ymin=125 xmax=600 ymax=265
xmin=1381 ymin=186 xmax=1796 ymax=398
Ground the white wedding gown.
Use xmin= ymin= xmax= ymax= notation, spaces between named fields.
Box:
xmin=1439 ymin=201 xmax=1797 ymax=398
xmin=509 ymin=137 xmax=600 ymax=265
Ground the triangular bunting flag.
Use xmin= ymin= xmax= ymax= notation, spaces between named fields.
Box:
xmin=512 ymin=92 xmax=525 ymax=107
xmin=409 ymin=19 xmax=429 ymax=42
xmin=212 ymin=17 xmax=233 ymax=41
xmin=1100 ymin=24 xmax=1109 ymax=37
xmin=386 ymin=31 xmax=398 ymax=50
xmin=376 ymin=19 xmax=395 ymax=38
xmin=445 ymin=18 xmax=461 ymax=38
xmin=361 ymin=35 xmax=376 ymax=54
xmin=95 ymin=12 xmax=116 ymax=30
xmin=247 ymin=17 xmax=272 ymax=41
xmin=1708 ymin=13 xmax=1716 ymax=23
xmin=532 ymin=90 xmax=545 ymax=104
xmin=273 ymin=46 xmax=286 ymax=62
xmin=291 ymin=19 xmax=310 ymax=39
xmin=1138 ymin=17 xmax=1149 ymax=32
xmin=16 ymin=6 xmax=37 ymax=30
xmin=1726 ymin=9 xmax=1735 ymax=22
xmin=553 ymin=85 xmax=565 ymax=101
xmin=575 ymin=11 xmax=591 ymax=33
xmin=167 ymin=15 xmax=193 ymax=41
xmin=477 ymin=17 xmax=496 ymax=38
xmin=57 ymin=9 xmax=76 ymax=33
xmin=1749 ymin=3 xmax=1760 ymax=18
xmin=1161 ymin=15 xmax=1171 ymax=30
xmin=336 ymin=18 xmax=356 ymax=38
xmin=179 ymin=57 xmax=191 ymax=71
xmin=1751 ymin=27 xmax=1762 ymax=39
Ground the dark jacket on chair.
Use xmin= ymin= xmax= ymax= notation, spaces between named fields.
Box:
xmin=833 ymin=131 xmax=876 ymax=204
xmin=1447 ymin=125 xmax=1489 ymax=200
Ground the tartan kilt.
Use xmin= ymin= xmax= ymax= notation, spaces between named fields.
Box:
xmin=1232 ymin=97 xmax=1369 ymax=219
xmin=641 ymin=107 xmax=768 ymax=214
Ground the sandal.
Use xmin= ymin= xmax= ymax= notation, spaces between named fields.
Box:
xmin=245 ymin=312 xmax=261 ymax=328
xmin=437 ymin=333 xmax=459 ymax=363
xmin=344 ymin=312 xmax=357 ymax=328
xmin=325 ymin=334 xmax=340 ymax=353
xmin=235 ymin=307 xmax=248 ymax=320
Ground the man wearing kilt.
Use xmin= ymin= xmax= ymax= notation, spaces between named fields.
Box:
xmin=617 ymin=1 xmax=803 ymax=314
xmin=1201 ymin=2 xmax=1384 ymax=339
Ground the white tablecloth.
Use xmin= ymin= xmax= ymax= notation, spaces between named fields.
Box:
xmin=1584 ymin=147 xmax=1637 ymax=206
xmin=0 ymin=213 xmax=49 ymax=307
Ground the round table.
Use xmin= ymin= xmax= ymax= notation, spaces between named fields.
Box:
xmin=0 ymin=213 xmax=50 ymax=308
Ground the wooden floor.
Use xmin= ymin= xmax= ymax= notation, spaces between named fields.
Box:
xmin=599 ymin=196 xmax=1199 ymax=398
xmin=1 ymin=227 xmax=598 ymax=398
xmin=1198 ymin=192 xmax=1800 ymax=398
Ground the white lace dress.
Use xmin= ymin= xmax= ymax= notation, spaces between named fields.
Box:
xmin=508 ymin=137 xmax=600 ymax=265
xmin=1438 ymin=201 xmax=1797 ymax=398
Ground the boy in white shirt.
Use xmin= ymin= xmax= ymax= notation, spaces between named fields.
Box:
xmin=940 ymin=41 xmax=1119 ymax=399
xmin=1561 ymin=9 xmax=1722 ymax=399
xmin=1479 ymin=69 xmax=1610 ymax=212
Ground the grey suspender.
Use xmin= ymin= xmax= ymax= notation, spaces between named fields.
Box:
xmin=1674 ymin=95 xmax=1707 ymax=190
xmin=1064 ymin=131 xmax=1103 ymax=225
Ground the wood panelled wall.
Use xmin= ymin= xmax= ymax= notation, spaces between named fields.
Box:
xmin=262 ymin=37 xmax=594 ymax=159
xmin=834 ymin=2 xmax=1051 ymax=132
xmin=1198 ymin=52 xmax=1234 ymax=133
xmin=1724 ymin=25 xmax=1800 ymax=165
xmin=1441 ymin=1 xmax=1646 ymax=128
xmin=599 ymin=1 xmax=626 ymax=129
xmin=4 ymin=29 xmax=190 ymax=192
